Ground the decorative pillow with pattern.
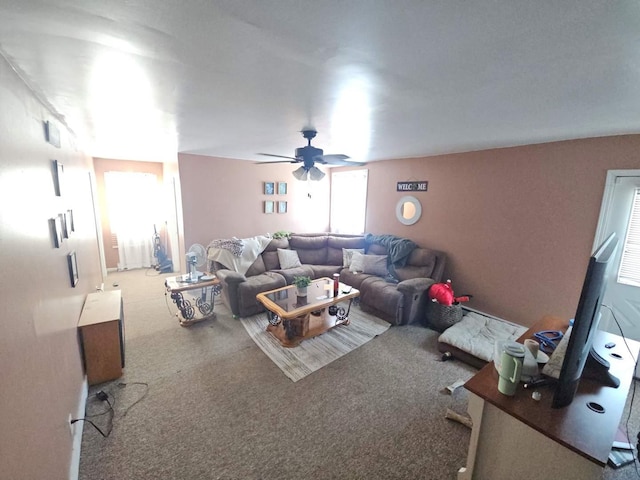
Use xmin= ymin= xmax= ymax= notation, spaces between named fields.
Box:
xmin=277 ymin=248 xmax=302 ymax=269
xmin=342 ymin=248 xmax=365 ymax=268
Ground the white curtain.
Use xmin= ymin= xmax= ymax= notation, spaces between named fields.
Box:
xmin=330 ymin=169 xmax=368 ymax=234
xmin=104 ymin=171 xmax=159 ymax=270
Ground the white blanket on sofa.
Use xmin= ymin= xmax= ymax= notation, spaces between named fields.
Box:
xmin=207 ymin=235 xmax=272 ymax=275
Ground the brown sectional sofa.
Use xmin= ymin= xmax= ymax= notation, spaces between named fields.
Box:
xmin=211 ymin=233 xmax=446 ymax=326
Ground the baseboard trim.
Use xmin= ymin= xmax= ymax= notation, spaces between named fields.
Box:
xmin=68 ymin=376 xmax=88 ymax=480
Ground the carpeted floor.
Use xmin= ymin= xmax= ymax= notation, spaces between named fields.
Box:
xmin=241 ymin=307 xmax=391 ymax=382
xmin=77 ymin=269 xmax=640 ymax=480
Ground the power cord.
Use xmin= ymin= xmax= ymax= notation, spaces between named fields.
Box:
xmin=70 ymin=382 xmax=149 ymax=438
xmin=602 ymin=305 xmax=640 ymax=477
xmin=70 ymin=390 xmax=114 ymax=437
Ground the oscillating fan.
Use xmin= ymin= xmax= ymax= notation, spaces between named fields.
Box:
xmin=185 ymin=243 xmax=206 ymax=282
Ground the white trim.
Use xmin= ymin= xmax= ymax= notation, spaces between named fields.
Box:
xmin=68 ymin=376 xmax=88 ymax=480
xmin=593 ymin=169 xmax=640 ymax=250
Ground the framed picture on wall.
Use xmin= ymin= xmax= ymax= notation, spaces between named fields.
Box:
xmin=277 ymin=181 xmax=287 ymax=195
xmin=52 ymin=160 xmax=64 ymax=196
xmin=264 ymin=182 xmax=275 ymax=195
xmin=264 ymin=200 xmax=274 ymax=214
xmin=67 ymin=251 xmax=79 ymax=287
xmin=278 ymin=201 xmax=287 ymax=214
xmin=67 ymin=209 xmax=75 ymax=233
xmin=60 ymin=213 xmax=69 ymax=239
xmin=50 ymin=216 xmax=63 ymax=247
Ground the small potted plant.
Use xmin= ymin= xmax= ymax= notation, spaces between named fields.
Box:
xmin=293 ymin=275 xmax=312 ymax=297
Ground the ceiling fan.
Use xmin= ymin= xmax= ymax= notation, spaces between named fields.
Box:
xmin=257 ymin=129 xmax=364 ymax=181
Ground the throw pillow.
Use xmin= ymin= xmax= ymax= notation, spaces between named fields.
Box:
xmin=350 ymin=253 xmax=389 ymax=276
xmin=342 ymin=248 xmax=365 ymax=268
xmin=277 ymin=248 xmax=302 ymax=269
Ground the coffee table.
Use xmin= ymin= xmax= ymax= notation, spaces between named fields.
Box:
xmin=256 ymin=277 xmax=360 ymax=347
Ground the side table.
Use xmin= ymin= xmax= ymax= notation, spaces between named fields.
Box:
xmin=165 ymin=274 xmax=222 ymax=326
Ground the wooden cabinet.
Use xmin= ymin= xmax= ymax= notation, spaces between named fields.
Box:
xmin=78 ymin=290 xmax=124 ymax=385
xmin=459 ymin=315 xmax=640 ymax=479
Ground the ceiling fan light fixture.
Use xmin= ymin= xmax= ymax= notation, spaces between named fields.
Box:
xmin=292 ymin=166 xmax=308 ymax=180
xmin=309 ymin=166 xmax=325 ymax=181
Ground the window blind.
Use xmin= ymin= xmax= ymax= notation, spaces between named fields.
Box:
xmin=618 ymin=187 xmax=640 ymax=287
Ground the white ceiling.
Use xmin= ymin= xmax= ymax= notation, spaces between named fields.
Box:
xmin=1 ymin=1 xmax=639 ymax=163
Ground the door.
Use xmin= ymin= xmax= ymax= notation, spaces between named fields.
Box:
xmin=596 ymin=173 xmax=640 ymax=356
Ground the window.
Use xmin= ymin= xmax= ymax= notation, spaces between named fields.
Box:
xmin=330 ymin=169 xmax=368 ymax=234
xmin=618 ymin=188 xmax=640 ymax=287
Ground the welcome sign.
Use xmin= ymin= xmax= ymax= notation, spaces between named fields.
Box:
xmin=397 ymin=181 xmax=428 ymax=192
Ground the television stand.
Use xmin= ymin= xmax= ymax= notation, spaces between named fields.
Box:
xmin=583 ymin=347 xmax=621 ymax=388
xmin=459 ymin=315 xmax=639 ymax=479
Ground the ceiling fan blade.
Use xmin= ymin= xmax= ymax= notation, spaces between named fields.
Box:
xmin=254 ymin=159 xmax=298 ymax=164
xmin=317 ymin=154 xmax=365 ymax=166
xmin=320 ymin=154 xmax=350 ymax=162
xmin=258 ymin=153 xmax=299 ymax=161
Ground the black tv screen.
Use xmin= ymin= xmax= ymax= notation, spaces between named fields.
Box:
xmin=552 ymin=232 xmax=619 ymax=409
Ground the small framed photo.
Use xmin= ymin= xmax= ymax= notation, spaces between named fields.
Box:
xmin=52 ymin=160 xmax=64 ymax=196
xmin=67 ymin=251 xmax=79 ymax=287
xmin=264 ymin=200 xmax=274 ymax=214
xmin=67 ymin=209 xmax=75 ymax=233
xmin=264 ymin=182 xmax=275 ymax=195
xmin=60 ymin=213 xmax=69 ymax=239
xmin=277 ymin=181 xmax=287 ymax=195
xmin=278 ymin=201 xmax=287 ymax=214
xmin=50 ymin=216 xmax=63 ymax=247
xmin=44 ymin=120 xmax=61 ymax=148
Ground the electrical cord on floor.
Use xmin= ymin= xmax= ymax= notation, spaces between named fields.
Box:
xmin=72 ymin=382 xmax=149 ymax=438
xmin=116 ymin=381 xmax=149 ymax=417
xmin=71 ymin=390 xmax=114 ymax=437
xmin=602 ymin=305 xmax=640 ymax=477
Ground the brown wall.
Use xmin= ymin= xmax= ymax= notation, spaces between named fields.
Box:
xmin=0 ymin=56 xmax=102 ymax=478
xmin=178 ymin=153 xmax=331 ymax=252
xmin=181 ymin=137 xmax=640 ymax=328
xmin=93 ymin=158 xmax=164 ymax=269
xmin=362 ymin=136 xmax=640 ymax=326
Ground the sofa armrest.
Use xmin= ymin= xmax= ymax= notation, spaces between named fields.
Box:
xmin=397 ymin=277 xmax=436 ymax=296
xmin=396 ymin=277 xmax=437 ymax=326
xmin=215 ymin=269 xmax=247 ymax=316
xmin=216 ymin=269 xmax=247 ymax=285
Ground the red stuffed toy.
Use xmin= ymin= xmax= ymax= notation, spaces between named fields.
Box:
xmin=428 ymin=280 xmax=471 ymax=306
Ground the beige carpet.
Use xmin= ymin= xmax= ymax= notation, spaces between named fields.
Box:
xmin=241 ymin=307 xmax=391 ymax=382
xmin=76 ymin=269 xmax=640 ymax=480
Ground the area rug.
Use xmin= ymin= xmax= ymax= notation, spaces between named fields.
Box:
xmin=240 ymin=306 xmax=391 ymax=382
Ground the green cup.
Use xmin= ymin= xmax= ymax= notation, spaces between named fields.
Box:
xmin=498 ymin=342 xmax=525 ymax=396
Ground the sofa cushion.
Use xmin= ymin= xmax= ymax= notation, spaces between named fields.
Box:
xmin=342 ymin=248 xmax=365 ymax=267
xmin=272 ymin=265 xmax=315 ymax=285
xmin=245 ymin=256 xmax=267 ymax=277
xmin=338 ymin=269 xmax=377 ymax=290
xmin=289 ymin=235 xmax=328 ymax=249
xmin=358 ymin=276 xmax=403 ymax=325
xmin=296 ymin=247 xmax=328 ymax=265
xmin=407 ymin=248 xmax=437 ymax=270
xmin=311 ymin=265 xmax=343 ymax=279
xmin=367 ymin=244 xmax=388 ymax=255
xmin=277 ymin=248 xmax=302 ymax=269
xmin=351 ymin=253 xmax=389 ymax=276
xmin=237 ymin=272 xmax=287 ymax=317
xmin=327 ymin=236 xmax=367 ymax=265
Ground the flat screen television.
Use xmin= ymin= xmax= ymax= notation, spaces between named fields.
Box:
xmin=551 ymin=232 xmax=620 ymax=409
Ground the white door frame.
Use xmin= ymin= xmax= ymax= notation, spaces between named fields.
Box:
xmin=593 ymin=169 xmax=640 ymax=248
